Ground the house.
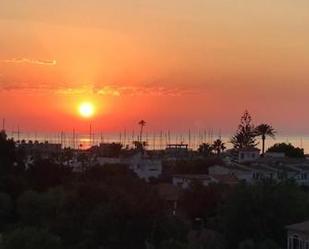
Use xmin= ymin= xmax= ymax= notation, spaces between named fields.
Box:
xmin=267 ymin=164 xmax=299 ymax=182
xmin=19 ymin=141 xmax=61 ymax=159
xmin=91 ymin=143 xmax=122 ymax=157
xmin=238 ymin=147 xmax=260 ymax=163
xmin=208 ymin=164 xmax=253 ymax=183
xmin=165 ymin=143 xmax=189 ymax=160
xmin=247 ymin=164 xmax=277 ymax=182
xmin=265 ymin=152 xmax=285 ymax=158
xmin=172 ymin=174 xmax=213 ymax=189
xmin=286 ymin=220 xmax=309 ymax=249
xmin=128 ymin=152 xmax=162 ymax=181
xmin=210 ymin=174 xmax=239 ymax=185
xmin=288 ymin=164 xmax=309 ymax=186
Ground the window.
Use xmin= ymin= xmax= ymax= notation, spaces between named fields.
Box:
xmin=252 ymin=153 xmax=256 ymax=158
xmin=288 ymin=237 xmax=292 ymax=249
xmin=293 ymin=234 xmax=301 ymax=249
xmin=240 ymin=153 xmax=244 ymax=159
xmin=289 ymin=237 xmax=293 ymax=249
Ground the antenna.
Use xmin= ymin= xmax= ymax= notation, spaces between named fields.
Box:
xmin=2 ymin=118 xmax=5 ymax=131
xmin=89 ymin=124 xmax=92 ymax=147
xmin=188 ymin=129 xmax=191 ymax=148
xmin=17 ymin=125 xmax=20 ymax=142
xmin=124 ymin=129 xmax=127 ymax=146
xmin=60 ymin=131 xmax=64 ymax=148
xmin=73 ymin=129 xmax=76 ymax=149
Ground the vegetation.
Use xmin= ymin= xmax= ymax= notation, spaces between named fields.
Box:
xmin=1 ymin=131 xmax=309 ymax=249
xmin=255 ymin=124 xmax=276 ymax=155
xmin=198 ymin=139 xmax=225 ymax=157
xmin=198 ymin=143 xmax=213 ymax=157
xmin=212 ymin=139 xmax=226 ymax=155
xmin=231 ymin=111 xmax=278 ymax=157
xmin=218 ymin=182 xmax=309 ymax=248
xmin=231 ymin=111 xmax=257 ymax=149
xmin=267 ymin=143 xmax=304 ymax=158
xmin=138 ymin=120 xmax=146 ymax=142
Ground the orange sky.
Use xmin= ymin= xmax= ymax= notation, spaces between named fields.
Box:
xmin=1 ymin=1 xmax=309 ymax=134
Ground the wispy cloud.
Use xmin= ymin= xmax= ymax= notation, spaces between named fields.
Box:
xmin=1 ymin=58 xmax=56 ymax=66
xmin=0 ymin=81 xmax=199 ymax=97
xmin=57 ymin=85 xmax=197 ymax=97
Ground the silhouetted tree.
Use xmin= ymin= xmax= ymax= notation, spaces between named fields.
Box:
xmin=138 ymin=120 xmax=146 ymax=142
xmin=231 ymin=111 xmax=257 ymax=149
xmin=219 ymin=182 xmax=309 ymax=248
xmin=0 ymin=192 xmax=13 ymax=231
xmin=181 ymin=182 xmax=222 ymax=219
xmin=0 ymin=130 xmax=16 ymax=174
xmin=267 ymin=143 xmax=304 ymax=158
xmin=255 ymin=124 xmax=276 ymax=156
xmin=27 ymin=159 xmax=72 ymax=191
xmin=133 ymin=140 xmax=148 ymax=152
xmin=198 ymin=143 xmax=213 ymax=157
xmin=212 ymin=139 xmax=226 ymax=155
xmin=3 ymin=227 xmax=62 ymax=249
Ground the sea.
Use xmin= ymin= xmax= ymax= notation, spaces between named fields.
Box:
xmin=7 ymin=130 xmax=309 ymax=154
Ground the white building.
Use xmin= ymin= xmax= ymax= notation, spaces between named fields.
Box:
xmin=172 ymin=174 xmax=213 ymax=189
xmin=286 ymin=220 xmax=309 ymax=249
xmin=128 ymin=152 xmax=162 ymax=181
xmin=208 ymin=164 xmax=253 ymax=183
xmin=288 ymin=164 xmax=309 ymax=186
xmin=238 ymin=148 xmax=260 ymax=163
xmin=265 ymin=152 xmax=285 ymax=158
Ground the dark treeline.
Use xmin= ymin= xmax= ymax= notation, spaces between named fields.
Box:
xmin=1 ymin=130 xmax=309 ymax=249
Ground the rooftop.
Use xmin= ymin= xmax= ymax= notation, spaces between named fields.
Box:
xmin=286 ymin=220 xmax=309 ymax=233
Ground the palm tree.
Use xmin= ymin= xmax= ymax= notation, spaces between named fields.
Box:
xmin=133 ymin=140 xmax=148 ymax=151
xmin=255 ymin=123 xmax=276 ymax=156
xmin=198 ymin=143 xmax=213 ymax=157
xmin=138 ymin=120 xmax=146 ymax=142
xmin=212 ymin=139 xmax=226 ymax=155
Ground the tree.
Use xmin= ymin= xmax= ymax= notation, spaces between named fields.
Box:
xmin=3 ymin=227 xmax=62 ymax=249
xmin=138 ymin=120 xmax=146 ymax=142
xmin=238 ymin=239 xmax=255 ymax=249
xmin=181 ymin=182 xmax=221 ymax=219
xmin=267 ymin=143 xmax=304 ymax=158
xmin=0 ymin=192 xmax=13 ymax=231
xmin=231 ymin=111 xmax=257 ymax=149
xmin=133 ymin=141 xmax=148 ymax=151
xmin=212 ymin=139 xmax=226 ymax=155
xmin=255 ymin=124 xmax=276 ymax=156
xmin=219 ymin=182 xmax=309 ymax=248
xmin=198 ymin=143 xmax=213 ymax=157
xmin=27 ymin=159 xmax=72 ymax=191
xmin=17 ymin=189 xmax=65 ymax=228
xmin=0 ymin=131 xmax=16 ymax=174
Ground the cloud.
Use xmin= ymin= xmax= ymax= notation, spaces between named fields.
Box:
xmin=1 ymin=58 xmax=56 ymax=66
xmin=71 ymin=85 xmax=196 ymax=97
xmin=0 ymin=81 xmax=199 ymax=97
xmin=99 ymin=85 xmax=194 ymax=97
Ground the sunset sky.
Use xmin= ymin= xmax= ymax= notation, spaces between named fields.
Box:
xmin=1 ymin=1 xmax=309 ymax=134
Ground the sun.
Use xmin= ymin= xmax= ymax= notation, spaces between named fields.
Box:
xmin=78 ymin=102 xmax=95 ymax=118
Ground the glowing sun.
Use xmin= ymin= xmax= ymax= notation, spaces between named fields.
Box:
xmin=78 ymin=102 xmax=95 ymax=118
